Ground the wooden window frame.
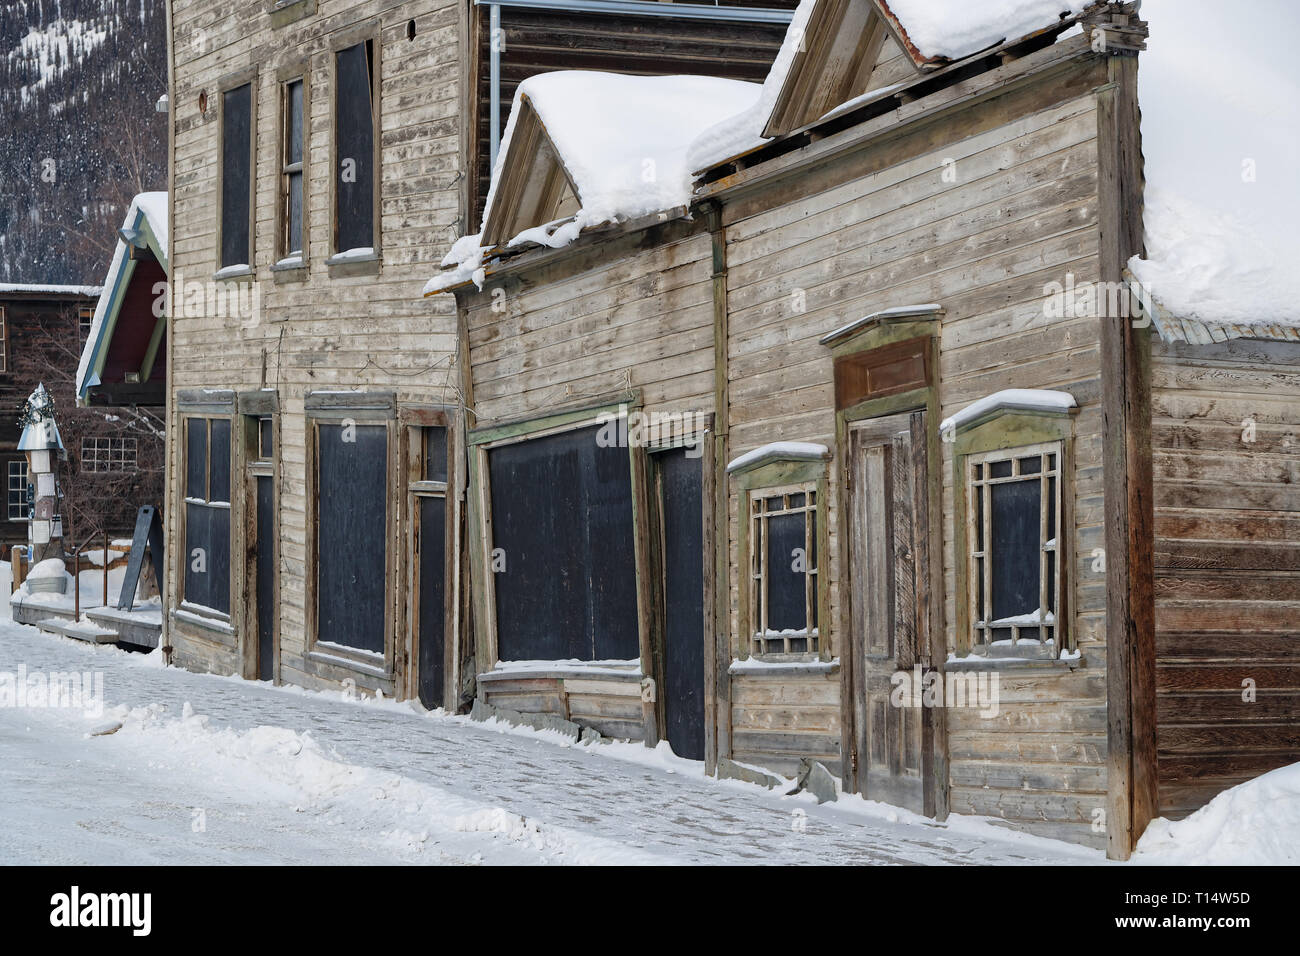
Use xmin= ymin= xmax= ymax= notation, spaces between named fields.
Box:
xmin=303 ymin=391 xmax=398 ymax=686
xmin=326 ymin=23 xmax=382 ymax=275
xmin=964 ymin=440 xmax=1065 ymax=655
xmin=7 ymin=459 xmax=28 ymax=522
xmin=399 ymin=406 xmax=463 ymax=707
xmin=951 ymin=408 xmax=1076 ymax=659
xmin=78 ymin=306 xmax=95 ymax=348
xmin=81 ymin=436 xmax=138 ymax=473
xmin=179 ymin=413 xmax=235 ymax=622
xmin=732 ymin=454 xmax=831 ymax=664
xmin=215 ymin=67 xmax=259 ymax=278
xmin=746 ymin=482 xmax=820 ymax=657
xmin=274 ymin=62 xmax=311 ymax=273
xmin=465 ymin=397 xmax=653 ymax=679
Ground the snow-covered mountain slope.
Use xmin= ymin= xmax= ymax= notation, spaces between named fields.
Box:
xmin=0 ymin=0 xmax=167 ymax=285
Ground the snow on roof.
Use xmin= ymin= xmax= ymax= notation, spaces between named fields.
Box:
xmin=939 ymin=389 xmax=1076 ymax=435
xmin=426 ymin=72 xmax=760 ymax=295
xmin=1130 ymin=0 xmax=1300 ymax=335
xmin=727 ymin=441 xmax=830 ymax=473
xmin=0 ymin=283 xmax=100 ymax=297
xmin=75 ymin=192 xmax=169 ymax=400
xmin=879 ymin=0 xmax=1088 ymax=63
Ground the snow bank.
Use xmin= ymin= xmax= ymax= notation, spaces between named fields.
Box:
xmin=939 ymin=389 xmax=1076 ymax=435
xmin=427 ymin=72 xmax=759 ymax=294
xmin=881 ymin=0 xmax=1087 ymax=62
xmin=1134 ymin=761 xmax=1300 ymax=865
xmin=1130 ymin=190 xmax=1300 ymax=330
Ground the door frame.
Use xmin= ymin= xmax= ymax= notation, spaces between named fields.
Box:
xmin=237 ymin=390 xmax=278 ymax=684
xmin=829 ymin=323 xmax=947 ymax=819
xmin=645 ymin=416 xmax=715 ymax=767
xmin=399 ymin=405 xmax=463 ymax=710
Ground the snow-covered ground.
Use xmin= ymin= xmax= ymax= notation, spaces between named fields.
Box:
xmin=0 ymin=618 xmax=1112 ymax=866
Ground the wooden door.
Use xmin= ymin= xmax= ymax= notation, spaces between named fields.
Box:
xmin=653 ymin=447 xmax=706 ymax=760
xmin=412 ymin=425 xmax=450 ymax=710
xmin=848 ymin=410 xmax=932 ymax=814
xmin=255 ymin=474 xmax=275 ymax=682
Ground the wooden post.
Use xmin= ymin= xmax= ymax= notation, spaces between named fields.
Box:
xmin=103 ymin=532 xmax=109 ymax=609
xmin=10 ymin=546 xmax=23 ymax=592
xmin=1096 ymin=13 xmax=1157 ymax=860
xmin=74 ymin=549 xmax=80 ymax=621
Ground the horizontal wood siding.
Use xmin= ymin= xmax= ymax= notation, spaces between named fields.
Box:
xmin=1152 ymin=337 xmax=1300 ymax=817
xmin=721 ymin=57 xmax=1110 ymax=839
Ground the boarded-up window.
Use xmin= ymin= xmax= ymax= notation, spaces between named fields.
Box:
xmin=184 ymin=418 xmax=232 ymax=615
xmin=488 ymin=424 xmax=639 ymax=662
xmin=749 ymin=487 xmax=818 ymax=654
xmin=281 ymin=77 xmax=305 ymax=258
xmin=220 ymin=83 xmax=253 ymax=268
xmin=967 ymin=443 xmax=1063 ymax=647
xmin=316 ymin=422 xmax=387 ymax=654
xmin=334 ymin=40 xmax=375 ymax=254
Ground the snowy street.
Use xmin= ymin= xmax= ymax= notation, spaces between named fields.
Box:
xmin=0 ymin=619 xmax=1104 ymax=866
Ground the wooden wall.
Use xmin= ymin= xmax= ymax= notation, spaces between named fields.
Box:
xmin=167 ymin=0 xmax=466 ymax=686
xmin=1151 ymin=336 xmax=1300 ymax=817
xmin=719 ymin=53 xmax=1112 ymax=845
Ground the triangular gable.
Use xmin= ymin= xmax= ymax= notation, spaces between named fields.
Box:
xmin=76 ymin=194 xmax=169 ymax=406
xmin=480 ymin=94 xmax=582 ymax=248
xmin=763 ymin=0 xmax=915 ymax=139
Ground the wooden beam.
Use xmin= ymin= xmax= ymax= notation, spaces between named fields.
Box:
xmin=1098 ymin=40 xmax=1157 ymax=860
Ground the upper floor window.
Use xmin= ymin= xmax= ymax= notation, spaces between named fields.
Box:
xmin=79 ymin=306 xmax=94 ymax=347
xmin=280 ymin=76 xmax=306 ymax=261
xmin=333 ymin=38 xmax=377 ymax=256
xmin=82 ymin=437 xmax=138 ymax=473
xmin=220 ymin=81 xmax=255 ymax=270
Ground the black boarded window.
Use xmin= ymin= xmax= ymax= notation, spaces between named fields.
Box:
xmin=316 ymin=422 xmax=388 ymax=655
xmin=488 ymin=424 xmax=639 ymax=663
xmin=184 ymin=418 xmax=232 ymax=615
xmin=968 ymin=444 xmax=1063 ymax=647
xmin=750 ymin=488 xmax=819 ymax=655
xmin=220 ymin=83 xmax=252 ymax=268
xmin=334 ymin=40 xmax=375 ymax=254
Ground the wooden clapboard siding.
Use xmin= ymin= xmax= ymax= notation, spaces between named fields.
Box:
xmin=1151 ymin=337 xmax=1300 ymax=818
xmin=730 ymin=672 xmax=841 ymax=776
xmin=167 ymin=0 xmax=468 ymax=695
xmin=720 ymin=45 xmax=1112 ymax=821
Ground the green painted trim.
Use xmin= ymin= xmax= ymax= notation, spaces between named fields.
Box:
xmin=952 ymin=410 xmax=1074 ymax=458
xmin=826 ymin=319 xmax=940 ymax=359
xmin=467 ymin=394 xmax=640 ymax=446
xmin=466 ymin=444 xmax=493 ymax=677
xmin=140 ymin=312 xmax=167 ymax=382
xmin=840 ymin=387 xmax=929 ymax=425
xmin=733 ymin=457 xmax=827 ymax=491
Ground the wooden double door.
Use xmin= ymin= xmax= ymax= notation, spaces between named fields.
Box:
xmin=846 ymin=409 xmax=941 ymax=815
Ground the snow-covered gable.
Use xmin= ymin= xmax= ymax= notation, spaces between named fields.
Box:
xmin=427 ymin=72 xmax=760 ymax=295
xmin=76 ymin=192 xmax=169 ymax=402
xmin=688 ymin=0 xmax=1091 ymax=172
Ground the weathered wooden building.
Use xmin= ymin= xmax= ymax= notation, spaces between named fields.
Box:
xmin=157 ymin=0 xmax=1298 ymax=861
xmin=156 ymin=0 xmax=794 ymax=697
xmin=0 ymin=282 xmax=164 ymax=552
xmin=427 ymin=0 xmax=1300 ymax=860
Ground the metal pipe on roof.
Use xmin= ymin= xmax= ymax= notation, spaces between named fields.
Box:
xmin=471 ymin=0 xmax=794 ymax=25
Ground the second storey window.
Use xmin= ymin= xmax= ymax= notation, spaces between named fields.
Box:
xmin=220 ymin=82 xmax=254 ymax=270
xmin=82 ymin=437 xmax=138 ymax=473
xmin=184 ymin=417 xmax=232 ymax=616
xmin=280 ymin=76 xmax=305 ymax=260
xmin=966 ymin=442 xmax=1064 ymax=649
xmin=79 ymin=306 xmax=94 ymax=346
xmin=334 ymin=38 xmax=376 ymax=255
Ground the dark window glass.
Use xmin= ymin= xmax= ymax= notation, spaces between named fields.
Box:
xmin=489 ymin=424 xmax=638 ymax=662
xmin=765 ymin=512 xmax=806 ymax=633
xmin=285 ymin=78 xmax=304 ymax=257
xmin=186 ymin=419 xmax=207 ymax=498
xmin=259 ymin=418 xmax=273 ymax=460
xmin=209 ymin=419 xmax=231 ymax=503
xmin=335 ymin=41 xmax=375 ymax=253
xmin=184 ymin=417 xmax=231 ymax=615
xmin=220 ymin=83 xmax=252 ymax=268
xmin=316 ymin=423 xmax=388 ymax=654
xmin=990 ymin=478 xmax=1041 ymax=620
xmin=424 ymin=426 xmax=447 ymax=483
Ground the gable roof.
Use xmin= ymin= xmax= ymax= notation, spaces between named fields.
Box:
xmin=76 ymin=192 xmax=169 ymax=405
xmin=428 ymin=71 xmax=759 ymax=294
xmin=877 ymin=0 xmax=1090 ymax=66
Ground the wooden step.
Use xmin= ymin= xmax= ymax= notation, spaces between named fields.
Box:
xmin=33 ymin=617 xmax=120 ymax=645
